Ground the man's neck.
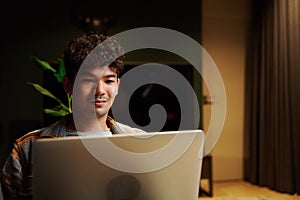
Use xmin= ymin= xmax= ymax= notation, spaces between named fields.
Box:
xmin=65 ymin=114 xmax=109 ymax=132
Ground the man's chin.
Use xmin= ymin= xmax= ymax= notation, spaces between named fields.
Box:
xmin=95 ymin=109 xmax=109 ymax=118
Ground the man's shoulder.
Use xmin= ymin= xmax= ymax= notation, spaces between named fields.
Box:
xmin=14 ymin=119 xmax=65 ymax=147
xmin=16 ymin=129 xmax=42 ymax=142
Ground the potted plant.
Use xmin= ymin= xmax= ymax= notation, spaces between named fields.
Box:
xmin=27 ymin=56 xmax=72 ymax=117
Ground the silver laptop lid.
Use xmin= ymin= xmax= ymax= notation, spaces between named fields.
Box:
xmin=33 ymin=130 xmax=205 ymax=200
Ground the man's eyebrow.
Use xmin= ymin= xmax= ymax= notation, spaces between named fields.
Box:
xmin=78 ymin=72 xmax=97 ymax=77
xmin=78 ymin=72 xmax=117 ymax=78
xmin=104 ymin=74 xmax=117 ymax=78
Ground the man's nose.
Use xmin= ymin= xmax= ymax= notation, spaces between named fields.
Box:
xmin=95 ymin=81 xmax=105 ymax=95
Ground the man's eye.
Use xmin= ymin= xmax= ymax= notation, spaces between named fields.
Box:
xmin=105 ymin=79 xmax=115 ymax=83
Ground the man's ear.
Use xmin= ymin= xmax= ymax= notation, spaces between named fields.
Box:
xmin=62 ymin=76 xmax=73 ymax=94
xmin=116 ymin=78 xmax=120 ymax=95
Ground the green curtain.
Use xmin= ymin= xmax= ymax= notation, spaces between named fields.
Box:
xmin=244 ymin=0 xmax=300 ymax=194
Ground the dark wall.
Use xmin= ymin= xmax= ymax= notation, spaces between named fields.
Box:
xmin=0 ymin=0 xmax=83 ymax=167
xmin=0 ymin=0 xmax=202 ymax=167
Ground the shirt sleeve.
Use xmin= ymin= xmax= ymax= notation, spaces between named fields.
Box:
xmin=1 ymin=140 xmax=33 ymax=200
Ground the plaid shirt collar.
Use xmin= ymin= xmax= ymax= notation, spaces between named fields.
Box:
xmin=39 ymin=115 xmax=122 ymax=138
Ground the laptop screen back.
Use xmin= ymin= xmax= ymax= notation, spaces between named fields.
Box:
xmin=32 ymin=130 xmax=205 ymax=200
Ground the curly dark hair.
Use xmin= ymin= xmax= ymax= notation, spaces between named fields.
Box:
xmin=62 ymin=32 xmax=124 ymax=81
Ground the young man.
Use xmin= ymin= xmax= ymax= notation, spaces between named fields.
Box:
xmin=1 ymin=32 xmax=143 ymax=199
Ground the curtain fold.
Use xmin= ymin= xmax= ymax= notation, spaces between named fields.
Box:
xmin=244 ymin=0 xmax=300 ymax=194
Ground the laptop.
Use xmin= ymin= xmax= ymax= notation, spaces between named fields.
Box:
xmin=32 ymin=130 xmax=205 ymax=200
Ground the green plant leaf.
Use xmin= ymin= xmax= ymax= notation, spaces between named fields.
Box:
xmin=54 ymin=58 xmax=66 ymax=83
xmin=59 ymin=102 xmax=70 ymax=113
xmin=67 ymin=93 xmax=73 ymax=113
xmin=44 ymin=108 xmax=68 ymax=117
xmin=28 ymin=56 xmax=71 ymax=118
xmin=31 ymin=56 xmax=56 ymax=73
xmin=44 ymin=104 xmax=70 ymax=117
xmin=26 ymin=82 xmax=62 ymax=104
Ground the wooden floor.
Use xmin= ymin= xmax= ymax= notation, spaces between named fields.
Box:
xmin=199 ymin=180 xmax=300 ymax=200
xmin=0 ymin=180 xmax=298 ymax=200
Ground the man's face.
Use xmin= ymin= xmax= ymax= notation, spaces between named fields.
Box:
xmin=73 ymin=66 xmax=120 ymax=119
